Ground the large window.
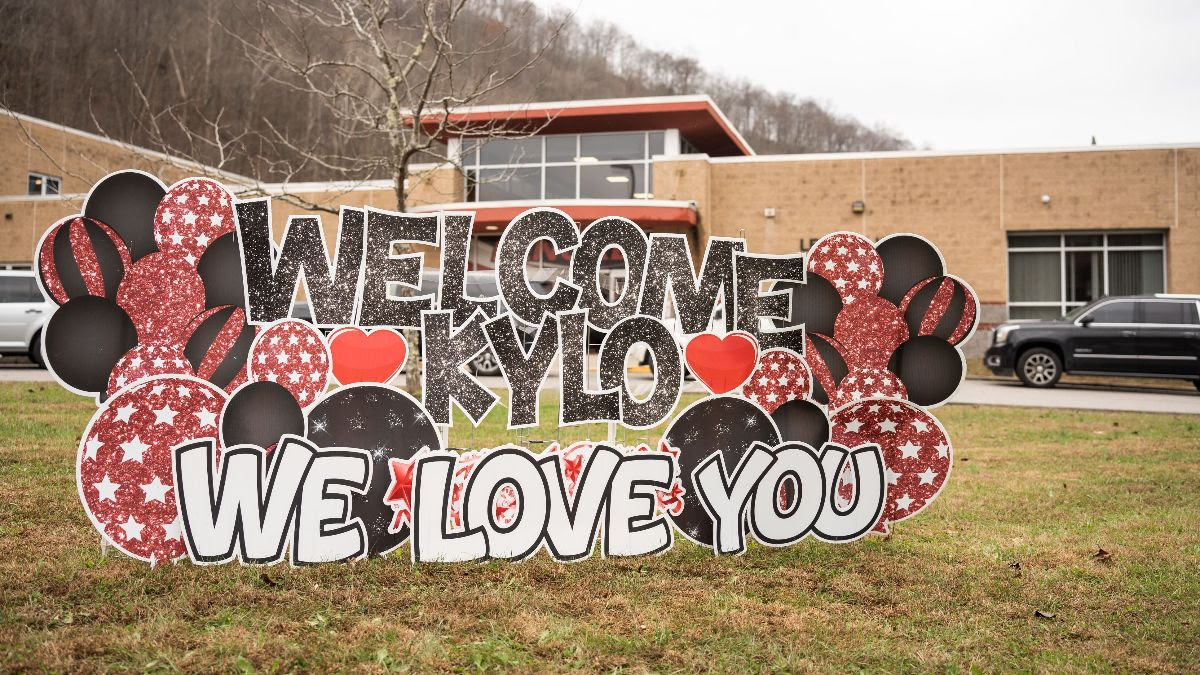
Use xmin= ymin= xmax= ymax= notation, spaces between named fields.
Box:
xmin=461 ymin=131 xmax=665 ymax=202
xmin=1007 ymin=232 xmax=1166 ymax=319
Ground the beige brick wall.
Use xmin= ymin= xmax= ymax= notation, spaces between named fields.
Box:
xmin=4 ymin=111 xmax=1196 ymax=317
xmin=704 ymin=148 xmax=1199 ymax=308
xmin=0 ymin=109 xmax=459 ymax=265
xmin=0 ymin=112 xmax=245 ymax=264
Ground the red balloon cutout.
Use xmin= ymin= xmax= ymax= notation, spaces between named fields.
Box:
xmin=830 ymin=398 xmax=952 ymax=535
xmin=153 ymin=178 xmax=235 ymax=265
xmin=77 ymin=375 xmax=227 ymax=564
xmin=741 ymin=347 xmax=813 ymax=413
xmin=116 ymin=252 xmax=205 ymax=343
xmin=248 ymin=319 xmax=332 ymax=407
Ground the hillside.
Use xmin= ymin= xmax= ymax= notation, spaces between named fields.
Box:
xmin=0 ymin=0 xmax=909 ymax=180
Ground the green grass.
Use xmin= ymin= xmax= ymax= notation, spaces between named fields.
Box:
xmin=2 ymin=382 xmax=1199 ymax=671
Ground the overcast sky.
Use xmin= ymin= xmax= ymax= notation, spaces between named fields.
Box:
xmin=531 ymin=0 xmax=1199 ymax=151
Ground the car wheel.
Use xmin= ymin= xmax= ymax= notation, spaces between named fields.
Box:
xmin=29 ymin=330 xmax=46 ymax=369
xmin=470 ymin=350 xmax=501 ymax=376
xmin=1016 ymin=347 xmax=1061 ymax=388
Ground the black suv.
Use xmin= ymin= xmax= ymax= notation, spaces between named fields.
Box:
xmin=984 ymin=294 xmax=1200 ymax=390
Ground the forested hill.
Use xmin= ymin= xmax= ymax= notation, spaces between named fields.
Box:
xmin=1 ymin=0 xmax=909 ymax=180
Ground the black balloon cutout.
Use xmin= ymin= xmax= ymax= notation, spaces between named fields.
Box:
xmin=887 ymin=335 xmax=964 ymax=406
xmin=306 ymin=385 xmax=442 ymax=557
xmin=197 ymin=231 xmax=246 ymax=310
xmin=220 ymin=381 xmax=305 ymax=451
xmin=770 ymin=399 xmax=831 ymax=449
xmin=876 ymin=235 xmax=945 ymax=305
xmin=44 ymin=295 xmax=138 ymax=394
xmin=663 ymin=396 xmax=781 ymax=546
xmin=83 ymin=171 xmax=165 ymax=262
xmin=772 ymin=276 xmax=843 ymax=337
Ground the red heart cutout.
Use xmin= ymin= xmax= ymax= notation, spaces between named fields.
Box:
xmin=685 ymin=332 xmax=759 ymax=394
xmin=329 ymin=327 xmax=407 ymax=385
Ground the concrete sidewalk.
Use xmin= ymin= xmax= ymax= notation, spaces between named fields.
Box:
xmin=6 ymin=362 xmax=1198 ymax=415
xmin=947 ymin=378 xmax=1200 ymax=415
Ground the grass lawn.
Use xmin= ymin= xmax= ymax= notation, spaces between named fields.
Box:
xmin=2 ymin=382 xmax=1199 ymax=671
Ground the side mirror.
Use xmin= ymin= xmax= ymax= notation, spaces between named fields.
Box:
xmin=1079 ymin=315 xmax=1093 ymax=327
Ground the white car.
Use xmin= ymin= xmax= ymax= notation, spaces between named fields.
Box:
xmin=0 ymin=270 xmax=55 ymax=368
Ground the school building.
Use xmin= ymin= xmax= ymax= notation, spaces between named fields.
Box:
xmin=3 ymin=96 xmax=1198 ymax=354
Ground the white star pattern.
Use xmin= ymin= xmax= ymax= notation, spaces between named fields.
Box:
xmin=140 ymin=476 xmax=171 ymax=503
xmin=94 ymin=474 xmax=120 ymax=501
xmin=739 ymin=349 xmax=812 ymax=414
xmin=79 ymin=376 xmax=228 ymax=563
xmin=118 ymin=515 xmax=145 ymax=541
xmin=248 ymin=320 xmax=331 ymax=408
xmin=84 ymin=436 xmax=104 ymax=461
xmin=162 ymin=516 xmax=183 ymax=541
xmin=806 ymin=232 xmax=884 ymax=303
xmin=154 ymin=178 xmax=235 ymax=258
xmin=120 ymin=436 xmax=151 ymax=463
xmin=831 ymin=398 xmax=952 ymax=535
xmin=152 ymin=405 xmax=178 ymax=425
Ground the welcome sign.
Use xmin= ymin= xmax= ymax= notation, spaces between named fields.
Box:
xmin=38 ymin=170 xmax=977 ymax=566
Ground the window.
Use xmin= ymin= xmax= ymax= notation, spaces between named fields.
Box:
xmin=1007 ymin=232 xmax=1165 ymax=319
xmin=28 ymin=172 xmax=61 ymax=196
xmin=0 ymin=276 xmax=42 ymax=303
xmin=460 ymin=131 xmax=666 ymax=202
xmin=1084 ymin=301 xmax=1136 ymax=324
xmin=1141 ymin=301 xmax=1200 ymax=325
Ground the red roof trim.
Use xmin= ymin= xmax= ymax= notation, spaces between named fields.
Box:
xmin=418 ymin=98 xmax=752 ymax=157
xmin=447 ymin=203 xmax=698 ymax=234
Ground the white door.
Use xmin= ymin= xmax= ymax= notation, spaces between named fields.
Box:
xmin=0 ymin=277 xmax=46 ymax=350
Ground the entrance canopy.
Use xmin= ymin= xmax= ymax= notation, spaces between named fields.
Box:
xmin=409 ymin=199 xmax=699 ymax=234
xmin=413 ymin=95 xmax=753 ymax=157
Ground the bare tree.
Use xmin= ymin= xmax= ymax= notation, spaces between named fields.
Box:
xmin=3 ymin=0 xmax=565 ymax=395
xmin=220 ymin=0 xmax=558 ymax=210
xmin=209 ymin=0 xmax=559 ymax=394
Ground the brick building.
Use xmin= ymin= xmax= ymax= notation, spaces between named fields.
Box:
xmin=3 ymin=97 xmax=1197 ymax=354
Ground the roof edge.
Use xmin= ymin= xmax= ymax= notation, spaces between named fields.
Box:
xmin=4 ymin=109 xmax=256 ymax=185
xmin=711 ymin=142 xmax=1200 ymax=163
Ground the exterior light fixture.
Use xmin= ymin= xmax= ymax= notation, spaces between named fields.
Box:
xmin=851 ymin=200 xmax=866 ymax=214
xmin=485 ymin=225 xmax=499 ymax=231
xmin=575 ymin=156 xmax=598 ymax=163
xmin=605 ymin=175 xmax=630 ymax=183
xmin=1041 ymin=194 xmax=1051 ymax=205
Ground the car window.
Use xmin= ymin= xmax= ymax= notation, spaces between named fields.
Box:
xmin=0 ymin=277 xmax=41 ymax=303
xmin=475 ymin=279 xmax=499 ymax=297
xmin=419 ymin=273 xmax=440 ymax=298
xmin=1084 ymin=301 xmax=1136 ymax=324
xmin=22 ymin=277 xmax=42 ymax=302
xmin=1141 ymin=301 xmax=1199 ymax=325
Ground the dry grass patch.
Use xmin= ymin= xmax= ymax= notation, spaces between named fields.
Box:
xmin=1 ymin=383 xmax=1199 ymax=671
